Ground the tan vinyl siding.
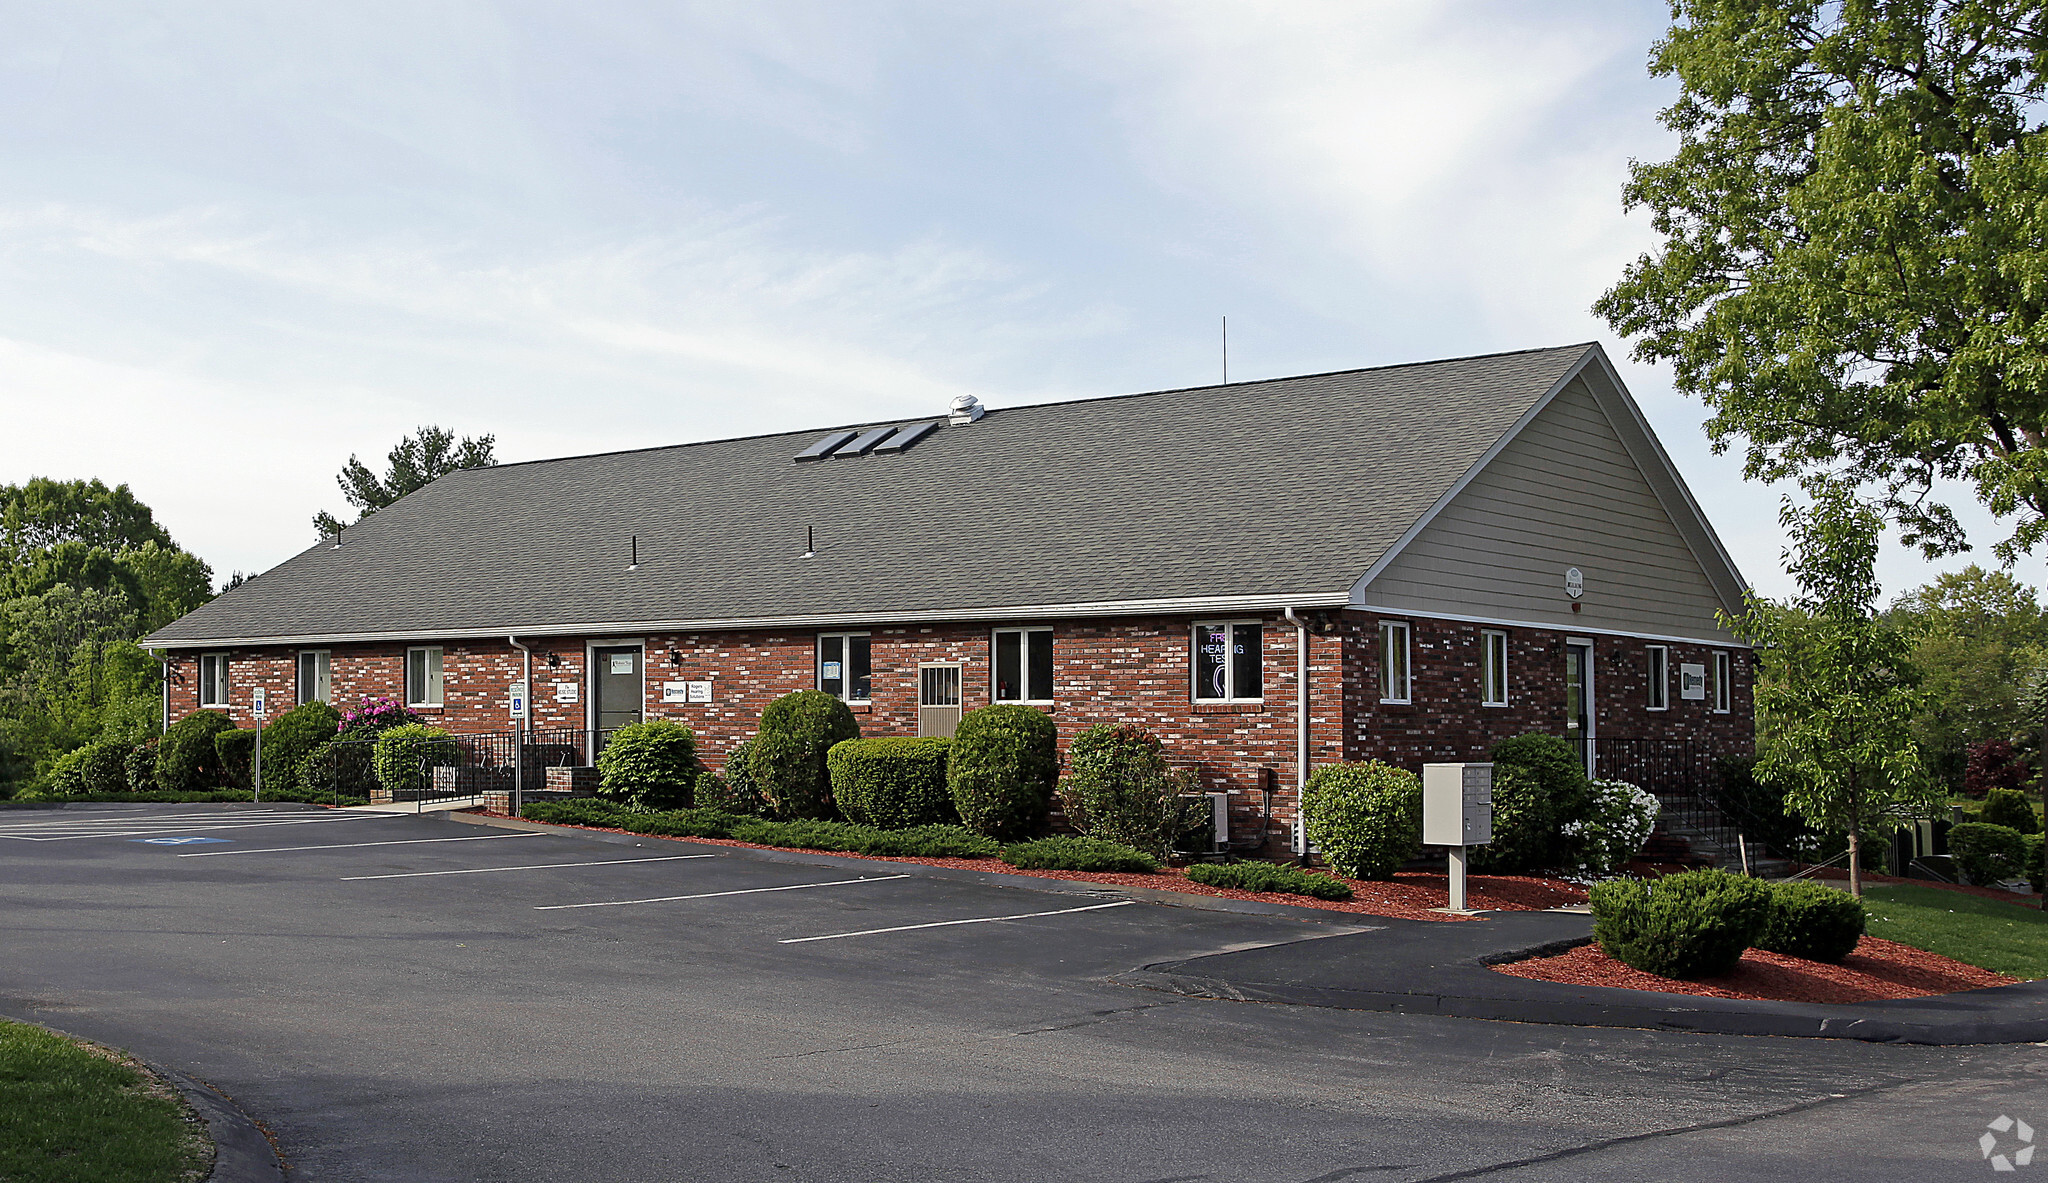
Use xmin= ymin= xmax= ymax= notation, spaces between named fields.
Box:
xmin=1358 ymin=376 xmax=1737 ymax=642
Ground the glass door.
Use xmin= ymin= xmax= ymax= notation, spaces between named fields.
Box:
xmin=1564 ymin=640 xmax=1595 ymax=775
xmin=592 ymin=645 xmax=643 ymax=753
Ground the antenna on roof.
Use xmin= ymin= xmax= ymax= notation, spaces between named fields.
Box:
xmin=1222 ymin=315 xmax=1228 ymax=385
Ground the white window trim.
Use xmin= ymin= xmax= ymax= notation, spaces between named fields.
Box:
xmin=1191 ymin=619 xmax=1265 ymax=704
xmin=1712 ymin=650 xmax=1732 ymax=714
xmin=298 ymin=649 xmax=331 ymax=705
xmin=1645 ymin=644 xmax=1669 ymax=712
xmin=198 ymin=652 xmax=230 ymax=708
xmin=406 ymin=646 xmax=445 ymax=708
xmin=1378 ymin=619 xmax=1412 ymax=705
xmin=991 ymin=626 xmax=1054 ymax=705
xmin=1480 ymin=629 xmax=1508 ymax=708
xmin=817 ymin=631 xmax=873 ymax=704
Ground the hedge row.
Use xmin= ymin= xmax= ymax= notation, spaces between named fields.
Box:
xmin=1590 ymin=869 xmax=1866 ymax=978
xmin=1184 ymin=861 xmax=1354 ymax=900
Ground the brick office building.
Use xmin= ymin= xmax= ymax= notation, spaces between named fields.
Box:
xmin=144 ymin=343 xmax=1753 ymax=847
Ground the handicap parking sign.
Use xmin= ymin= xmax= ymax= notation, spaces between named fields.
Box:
xmin=133 ymin=837 xmax=232 ymax=845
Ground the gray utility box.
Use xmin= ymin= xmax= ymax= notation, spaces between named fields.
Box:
xmin=1422 ymin=763 xmax=1494 ymax=847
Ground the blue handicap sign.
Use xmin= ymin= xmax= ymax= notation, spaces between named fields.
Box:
xmin=133 ymin=837 xmax=232 ymax=846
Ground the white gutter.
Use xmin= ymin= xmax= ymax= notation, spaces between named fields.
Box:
xmin=155 ymin=651 xmax=170 ymax=734
xmin=1282 ymin=606 xmax=1312 ymax=857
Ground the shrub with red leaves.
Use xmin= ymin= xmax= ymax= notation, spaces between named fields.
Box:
xmin=1963 ymin=740 xmax=2031 ymax=799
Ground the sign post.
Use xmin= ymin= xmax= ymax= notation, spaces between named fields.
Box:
xmin=251 ymin=686 xmax=269 ymax=803
xmin=509 ymin=681 xmax=528 ymax=817
xmin=1423 ymin=762 xmax=1493 ymax=914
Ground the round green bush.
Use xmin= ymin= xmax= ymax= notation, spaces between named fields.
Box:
xmin=595 ymin=719 xmax=701 ymax=809
xmin=297 ymin=737 xmax=378 ymax=799
xmin=1300 ymin=760 xmax=1422 ymax=880
xmin=1980 ymin=788 xmax=2042 ymax=835
xmin=1474 ymin=733 xmax=1590 ymax=873
xmin=948 ymin=705 xmax=1058 ymax=840
xmin=76 ymin=740 xmax=134 ymax=795
xmin=1055 ymin=723 xmax=1199 ymax=858
xmin=1000 ymin=835 xmax=1159 ymax=872
xmin=45 ymin=745 xmax=89 ymax=795
xmin=371 ymin=723 xmax=454 ymax=799
xmin=123 ymin=740 xmax=156 ymax=793
xmin=748 ymin=691 xmax=859 ymax=819
xmin=828 ymin=736 xmax=955 ymax=829
xmin=1950 ymin=821 xmax=2031 ymax=886
xmin=257 ymin=700 xmax=341 ymax=796
xmin=213 ymin=729 xmax=257 ymax=791
xmin=1753 ymin=880 xmax=1865 ymax=963
xmin=154 ymin=711 xmax=234 ymax=792
xmin=1590 ymin=869 xmax=1770 ymax=979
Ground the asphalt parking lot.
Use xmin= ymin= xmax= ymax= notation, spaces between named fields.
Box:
xmin=2 ymin=803 xmax=2043 ymax=1182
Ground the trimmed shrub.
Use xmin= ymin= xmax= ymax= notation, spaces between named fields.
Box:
xmin=214 ymin=729 xmax=257 ymax=791
xmin=370 ymin=723 xmax=454 ymax=799
xmin=1184 ymin=861 xmax=1354 ymax=901
xmin=1055 ymin=724 xmax=1201 ymax=858
xmin=2025 ymin=834 xmax=2045 ymax=895
xmin=1564 ymin=779 xmax=1661 ymax=874
xmin=1963 ymin=739 xmax=2031 ymax=799
xmin=1950 ymin=821 xmax=2032 ymax=886
xmin=517 ymin=800 xmax=1002 ymax=858
xmin=123 ymin=740 xmax=156 ymax=794
xmin=257 ymin=700 xmax=341 ymax=796
xmin=1590 ymin=869 xmax=1770 ymax=979
xmin=595 ymin=720 xmax=701 ymax=809
xmin=948 ymin=705 xmax=1059 ymax=840
xmin=45 ymin=746 xmax=89 ymax=795
xmin=828 ymin=736 xmax=956 ymax=829
xmin=1753 ymin=880 xmax=1866 ymax=963
xmin=76 ymin=740 xmax=134 ymax=795
xmin=696 ymin=739 xmax=770 ymax=816
xmin=1001 ymin=835 xmax=1159 ymax=872
xmin=297 ymin=738 xmax=378 ymax=800
xmin=1475 ymin=733 xmax=1590 ymax=873
xmin=1980 ymin=788 xmax=2042 ymax=835
xmin=155 ymin=711 xmax=234 ymax=792
xmin=523 ymin=798 xmax=638 ymax=829
xmin=749 ymin=690 xmax=859 ymax=819
xmin=1300 ymin=760 xmax=1422 ymax=880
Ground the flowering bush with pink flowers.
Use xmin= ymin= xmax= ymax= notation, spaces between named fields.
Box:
xmin=338 ymin=695 xmax=420 ymax=738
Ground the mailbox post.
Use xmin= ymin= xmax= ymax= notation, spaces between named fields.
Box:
xmin=1423 ymin=762 xmax=1493 ymax=912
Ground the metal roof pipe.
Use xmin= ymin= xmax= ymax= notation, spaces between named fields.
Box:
xmin=508 ymin=636 xmax=532 ymax=817
xmin=1282 ymin=606 xmax=1312 ymax=859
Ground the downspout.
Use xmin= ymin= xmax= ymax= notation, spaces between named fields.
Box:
xmin=1282 ymin=607 xmax=1312 ymax=857
xmin=155 ymin=651 xmax=170 ymax=734
xmin=509 ymin=636 xmax=532 ymax=817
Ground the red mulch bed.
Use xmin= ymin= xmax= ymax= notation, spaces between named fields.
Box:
xmin=476 ymin=812 xmax=1586 ymax=922
xmin=1494 ymin=936 xmax=2016 ymax=1003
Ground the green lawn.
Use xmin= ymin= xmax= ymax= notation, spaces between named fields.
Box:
xmin=0 ymin=1021 xmax=210 ymax=1183
xmin=1863 ymin=882 xmax=2048 ymax=981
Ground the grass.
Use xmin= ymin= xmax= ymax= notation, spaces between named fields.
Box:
xmin=1862 ymin=882 xmax=2048 ymax=981
xmin=0 ymin=1020 xmax=211 ymax=1183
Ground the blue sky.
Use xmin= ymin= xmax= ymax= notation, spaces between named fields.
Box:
xmin=0 ymin=2 xmax=2036 ymax=601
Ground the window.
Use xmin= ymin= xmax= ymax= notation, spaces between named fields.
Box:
xmin=1378 ymin=620 xmax=1411 ymax=704
xmin=198 ymin=653 xmax=229 ymax=708
xmin=1193 ymin=622 xmax=1263 ymax=701
xmin=994 ymin=628 xmax=1053 ymax=703
xmin=297 ymin=650 xmax=331 ymax=705
xmin=818 ymin=633 xmax=871 ymax=702
xmin=1481 ymin=630 xmax=1508 ymax=707
xmin=406 ymin=647 xmax=444 ymax=707
xmin=1645 ymin=645 xmax=1669 ymax=711
xmin=1712 ymin=650 xmax=1732 ymax=713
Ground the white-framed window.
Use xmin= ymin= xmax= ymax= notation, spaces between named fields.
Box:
xmin=198 ymin=652 xmax=230 ymax=708
xmin=297 ymin=650 xmax=331 ymax=705
xmin=1192 ymin=621 xmax=1263 ymax=701
xmin=1481 ymin=629 xmax=1508 ymax=707
xmin=406 ymin=646 xmax=444 ymax=707
xmin=993 ymin=627 xmax=1053 ymax=703
xmin=1378 ymin=620 xmax=1411 ymax=704
xmin=1712 ymin=650 xmax=1732 ymax=714
xmin=818 ymin=633 xmax=872 ymax=702
xmin=1646 ymin=645 xmax=1669 ymax=711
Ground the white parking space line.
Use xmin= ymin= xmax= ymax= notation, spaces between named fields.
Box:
xmin=342 ymin=854 xmax=716 ymax=881
xmin=180 ymin=833 xmax=547 ymax=858
xmin=780 ymin=900 xmax=1136 ymax=944
xmin=0 ymin=813 xmax=395 ymax=842
xmin=536 ymin=874 xmax=911 ymax=911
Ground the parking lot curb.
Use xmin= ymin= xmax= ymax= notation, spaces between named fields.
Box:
xmin=159 ymin=1067 xmax=289 ymax=1183
xmin=435 ymin=809 xmax=1381 ymax=928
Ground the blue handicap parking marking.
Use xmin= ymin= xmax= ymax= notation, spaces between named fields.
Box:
xmin=133 ymin=837 xmax=233 ymax=846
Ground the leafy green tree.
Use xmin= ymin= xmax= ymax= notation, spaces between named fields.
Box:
xmin=1737 ymin=489 xmax=1942 ymax=896
xmin=1597 ymin=2 xmax=2048 ymax=563
xmin=312 ymin=426 xmax=496 ymax=537
xmin=0 ymin=478 xmax=175 ymax=556
xmin=1885 ymin=566 xmax=2048 ymax=787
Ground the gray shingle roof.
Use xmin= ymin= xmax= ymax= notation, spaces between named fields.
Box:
xmin=146 ymin=343 xmax=1600 ymax=646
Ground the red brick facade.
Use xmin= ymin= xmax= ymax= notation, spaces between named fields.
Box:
xmin=165 ymin=610 xmax=1751 ymax=846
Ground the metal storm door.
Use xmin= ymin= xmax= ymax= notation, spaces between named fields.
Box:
xmin=593 ymin=646 xmax=644 ymax=741
xmin=1564 ymin=640 xmax=1595 ymax=775
xmin=919 ymin=665 xmax=962 ymax=738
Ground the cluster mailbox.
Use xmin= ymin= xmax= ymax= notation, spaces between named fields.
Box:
xmin=1422 ymin=762 xmax=1493 ymax=847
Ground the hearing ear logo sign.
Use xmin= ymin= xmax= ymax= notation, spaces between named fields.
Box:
xmin=1982 ymin=1116 xmax=2036 ymax=1171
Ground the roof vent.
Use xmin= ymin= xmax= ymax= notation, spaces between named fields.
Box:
xmin=949 ymin=394 xmax=984 ymax=425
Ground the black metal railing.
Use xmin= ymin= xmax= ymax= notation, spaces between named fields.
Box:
xmin=299 ymin=727 xmax=605 ymax=810
xmin=1570 ymin=736 xmax=1801 ymax=869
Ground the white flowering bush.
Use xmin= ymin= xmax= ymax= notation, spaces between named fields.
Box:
xmin=1561 ymin=779 xmax=1660 ymax=874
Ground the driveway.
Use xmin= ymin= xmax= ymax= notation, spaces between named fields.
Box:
xmin=1 ymin=803 xmax=2039 ymax=1182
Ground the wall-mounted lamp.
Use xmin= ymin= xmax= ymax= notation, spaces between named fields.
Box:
xmin=668 ymin=649 xmax=683 ymax=666
xmin=546 ymin=653 xmax=562 ymax=668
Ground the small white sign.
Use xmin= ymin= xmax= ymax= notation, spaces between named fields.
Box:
xmin=1679 ymin=663 xmax=1708 ymax=700
xmin=1564 ymin=567 xmax=1584 ymax=600
xmin=662 ymin=681 xmax=689 ymax=704
xmin=252 ymin=687 xmax=268 ymax=719
xmin=509 ymin=681 xmax=528 ymax=718
xmin=686 ymin=681 xmax=712 ymax=704
xmin=609 ymin=653 xmax=635 ymax=675
xmin=554 ymin=682 xmax=579 ymax=704
xmin=821 ymin=660 xmax=842 ymax=680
